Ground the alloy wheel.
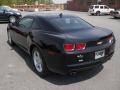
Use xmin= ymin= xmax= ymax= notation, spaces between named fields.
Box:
xmin=9 ymin=16 xmax=16 ymax=23
xmin=33 ymin=50 xmax=43 ymax=73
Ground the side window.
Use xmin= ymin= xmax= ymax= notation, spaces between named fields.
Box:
xmin=104 ymin=6 xmax=109 ymax=9
xmin=100 ymin=6 xmax=103 ymax=9
xmin=95 ymin=6 xmax=99 ymax=9
xmin=32 ymin=19 xmax=45 ymax=30
xmin=18 ymin=18 xmax=33 ymax=29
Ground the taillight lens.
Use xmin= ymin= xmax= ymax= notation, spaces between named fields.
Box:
xmin=64 ymin=43 xmax=86 ymax=52
xmin=76 ymin=43 xmax=86 ymax=50
xmin=108 ymin=36 xmax=114 ymax=43
xmin=64 ymin=44 xmax=75 ymax=52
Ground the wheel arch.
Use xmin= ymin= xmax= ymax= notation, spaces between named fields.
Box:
xmin=8 ymin=15 xmax=17 ymax=23
xmin=29 ymin=44 xmax=38 ymax=55
xmin=96 ymin=11 xmax=100 ymax=13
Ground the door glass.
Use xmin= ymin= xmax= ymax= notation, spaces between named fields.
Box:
xmin=18 ymin=18 xmax=33 ymax=29
xmin=95 ymin=6 xmax=99 ymax=9
xmin=32 ymin=20 xmax=41 ymax=29
xmin=100 ymin=6 xmax=103 ymax=9
xmin=32 ymin=20 xmax=45 ymax=30
xmin=104 ymin=6 xmax=109 ymax=9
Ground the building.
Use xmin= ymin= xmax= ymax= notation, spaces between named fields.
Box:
xmin=12 ymin=4 xmax=65 ymax=11
xmin=67 ymin=0 xmax=120 ymax=12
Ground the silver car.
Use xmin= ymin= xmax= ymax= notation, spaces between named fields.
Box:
xmin=111 ymin=9 xmax=120 ymax=18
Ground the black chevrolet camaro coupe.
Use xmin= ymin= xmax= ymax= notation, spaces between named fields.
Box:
xmin=0 ymin=6 xmax=21 ymax=23
xmin=7 ymin=13 xmax=115 ymax=76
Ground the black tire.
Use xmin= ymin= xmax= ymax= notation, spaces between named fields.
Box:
xmin=96 ymin=11 xmax=100 ymax=16
xmin=32 ymin=47 xmax=50 ymax=77
xmin=7 ymin=30 xmax=14 ymax=46
xmin=9 ymin=16 xmax=17 ymax=23
xmin=110 ymin=11 xmax=113 ymax=15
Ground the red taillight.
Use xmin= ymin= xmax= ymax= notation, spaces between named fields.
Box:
xmin=64 ymin=43 xmax=86 ymax=52
xmin=108 ymin=36 xmax=114 ymax=43
xmin=76 ymin=43 xmax=86 ymax=50
xmin=63 ymin=44 xmax=75 ymax=52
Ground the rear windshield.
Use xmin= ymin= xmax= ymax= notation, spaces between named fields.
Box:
xmin=49 ymin=17 xmax=93 ymax=31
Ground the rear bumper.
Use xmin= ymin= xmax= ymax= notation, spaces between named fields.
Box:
xmin=113 ymin=14 xmax=120 ymax=18
xmin=44 ymin=43 xmax=115 ymax=75
xmin=67 ymin=52 xmax=113 ymax=73
xmin=111 ymin=12 xmax=120 ymax=18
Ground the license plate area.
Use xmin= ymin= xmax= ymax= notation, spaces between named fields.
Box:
xmin=95 ymin=50 xmax=105 ymax=60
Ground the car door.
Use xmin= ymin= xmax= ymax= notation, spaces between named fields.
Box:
xmin=104 ymin=6 xmax=109 ymax=14
xmin=13 ymin=17 xmax=34 ymax=50
xmin=100 ymin=6 xmax=104 ymax=14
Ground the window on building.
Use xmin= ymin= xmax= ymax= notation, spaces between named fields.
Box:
xmin=108 ymin=0 xmax=115 ymax=4
xmin=87 ymin=1 xmax=92 ymax=5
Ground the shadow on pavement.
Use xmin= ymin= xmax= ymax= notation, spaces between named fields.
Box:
xmin=108 ymin=17 xmax=120 ymax=20
xmin=8 ymin=42 xmax=103 ymax=85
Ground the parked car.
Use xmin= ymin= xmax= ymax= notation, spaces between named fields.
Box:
xmin=0 ymin=6 xmax=21 ymax=23
xmin=111 ymin=9 xmax=120 ymax=18
xmin=88 ymin=5 xmax=115 ymax=16
xmin=12 ymin=8 xmax=19 ymax=11
xmin=7 ymin=13 xmax=115 ymax=76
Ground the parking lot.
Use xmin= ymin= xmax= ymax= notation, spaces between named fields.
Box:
xmin=0 ymin=11 xmax=120 ymax=90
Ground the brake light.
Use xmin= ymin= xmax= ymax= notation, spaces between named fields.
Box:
xmin=108 ymin=36 xmax=114 ymax=43
xmin=63 ymin=44 xmax=75 ymax=52
xmin=76 ymin=43 xmax=86 ymax=50
xmin=64 ymin=43 xmax=86 ymax=52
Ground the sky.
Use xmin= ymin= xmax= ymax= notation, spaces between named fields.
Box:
xmin=53 ymin=0 xmax=68 ymax=4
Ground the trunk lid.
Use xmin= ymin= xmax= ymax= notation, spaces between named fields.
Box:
xmin=65 ymin=27 xmax=112 ymax=42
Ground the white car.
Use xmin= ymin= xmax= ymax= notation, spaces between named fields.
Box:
xmin=12 ymin=8 xmax=19 ymax=11
xmin=111 ymin=9 xmax=120 ymax=18
xmin=88 ymin=5 xmax=115 ymax=16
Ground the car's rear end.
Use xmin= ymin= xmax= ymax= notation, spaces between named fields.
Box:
xmin=63 ymin=32 xmax=115 ymax=74
xmin=88 ymin=5 xmax=96 ymax=15
xmin=44 ymin=30 xmax=115 ymax=75
xmin=111 ymin=10 xmax=120 ymax=18
xmin=42 ymin=15 xmax=116 ymax=75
